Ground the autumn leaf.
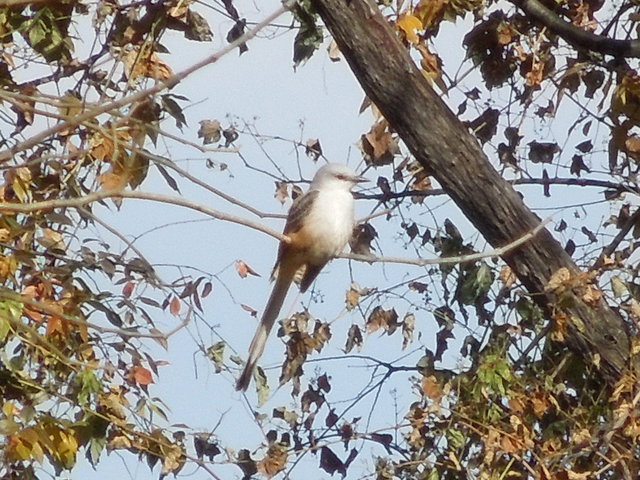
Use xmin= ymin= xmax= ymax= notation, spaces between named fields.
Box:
xmin=349 ymin=223 xmax=377 ymax=255
xmin=235 ymin=259 xmax=260 ymax=278
xmin=122 ymin=281 xmax=135 ymax=298
xmin=305 ymin=138 xmax=322 ymax=160
xmin=345 ymin=283 xmax=361 ymax=310
xmin=241 ymin=304 xmax=257 ymax=316
xmin=274 ymin=181 xmax=289 ymax=205
xmin=361 ymin=120 xmax=397 ymax=165
xmin=402 ymin=313 xmax=415 ymax=349
xmin=131 ymin=365 xmax=153 ymax=386
xmin=198 ymin=119 xmax=221 ymax=144
xmin=545 ymin=267 xmax=571 ymax=292
xmin=169 ymin=296 xmax=181 ymax=316
xmin=396 ymin=13 xmax=422 ymax=44
xmin=366 ymin=306 xmax=399 ymax=334
xmin=124 ymin=48 xmax=173 ymax=84
xmin=257 ymin=443 xmax=288 ymax=478
xmin=344 ymin=324 xmax=363 ymax=353
xmin=422 ymin=375 xmax=442 ymax=402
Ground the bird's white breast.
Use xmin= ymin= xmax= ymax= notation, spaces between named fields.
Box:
xmin=302 ymin=187 xmax=355 ymax=264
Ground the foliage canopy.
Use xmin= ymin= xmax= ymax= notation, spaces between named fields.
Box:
xmin=1 ymin=0 xmax=640 ymax=479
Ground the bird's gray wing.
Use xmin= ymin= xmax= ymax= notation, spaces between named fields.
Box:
xmin=283 ymin=189 xmax=319 ymax=235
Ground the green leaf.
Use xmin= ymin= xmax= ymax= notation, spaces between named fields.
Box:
xmin=206 ymin=341 xmax=225 ymax=373
xmin=86 ymin=436 xmax=106 ymax=467
xmin=75 ymin=369 xmax=101 ymax=406
xmin=446 ymin=428 xmax=465 ymax=449
xmin=458 ymin=263 xmax=494 ymax=305
xmin=161 ymin=95 xmax=187 ymax=130
xmin=292 ymin=0 xmax=323 ymax=67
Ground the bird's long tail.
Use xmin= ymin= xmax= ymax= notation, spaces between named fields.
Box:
xmin=236 ymin=261 xmax=297 ymax=391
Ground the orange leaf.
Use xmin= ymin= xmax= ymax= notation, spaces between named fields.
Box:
xmin=235 ymin=260 xmax=260 ymax=278
xmin=169 ymin=296 xmax=181 ymax=316
xmin=132 ymin=365 xmax=153 ymax=385
xmin=122 ymin=281 xmax=135 ymax=298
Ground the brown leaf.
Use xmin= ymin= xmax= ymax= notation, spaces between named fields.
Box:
xmin=415 ymin=0 xmax=446 ymax=29
xmin=235 ymin=260 xmax=260 ymax=278
xmin=274 ymin=181 xmax=289 ymax=205
xmin=124 ymin=48 xmax=173 ymax=83
xmin=528 ymin=141 xmax=560 ymax=163
xmin=197 ymin=120 xmax=221 ymax=144
xmin=257 ymin=444 xmax=287 ymax=478
xmin=366 ymin=306 xmax=399 ymax=334
xmin=349 ymin=223 xmax=377 ymax=255
xmin=402 ymin=313 xmax=415 ymax=349
xmin=305 ymin=138 xmax=322 ymax=161
xmin=241 ymin=304 xmax=257 ymax=317
xmin=344 ymin=324 xmax=363 ymax=353
xmin=545 ymin=267 xmax=571 ymax=292
xmin=320 ymin=446 xmax=346 ymax=476
xmin=345 ymin=283 xmax=361 ymax=310
xmin=465 ymin=108 xmax=499 ymax=144
xmin=395 ymin=13 xmax=422 ymax=44
xmin=421 ymin=375 xmax=442 ymax=402
xmin=361 ymin=120 xmax=397 ymax=165
xmin=498 ymin=265 xmax=516 ymax=288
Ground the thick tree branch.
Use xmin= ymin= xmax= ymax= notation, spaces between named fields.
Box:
xmin=511 ymin=0 xmax=640 ymax=57
xmin=314 ymin=0 xmax=631 ymax=384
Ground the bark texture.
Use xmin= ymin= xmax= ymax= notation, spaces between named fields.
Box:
xmin=313 ymin=0 xmax=630 ymax=383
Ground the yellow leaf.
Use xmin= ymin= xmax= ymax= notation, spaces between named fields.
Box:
xmin=396 ymin=14 xmax=422 ymax=44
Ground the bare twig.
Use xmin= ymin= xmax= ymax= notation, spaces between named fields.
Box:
xmin=340 ymin=218 xmax=552 ymax=266
xmin=0 ymin=189 xmax=288 ymax=242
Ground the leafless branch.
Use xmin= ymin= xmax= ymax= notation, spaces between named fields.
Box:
xmin=340 ymin=218 xmax=552 ymax=266
xmin=0 ymin=189 xmax=288 ymax=242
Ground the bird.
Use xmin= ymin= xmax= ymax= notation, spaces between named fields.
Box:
xmin=236 ymin=163 xmax=367 ymax=391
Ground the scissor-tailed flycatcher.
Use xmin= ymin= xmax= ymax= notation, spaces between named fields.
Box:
xmin=236 ymin=163 xmax=367 ymax=391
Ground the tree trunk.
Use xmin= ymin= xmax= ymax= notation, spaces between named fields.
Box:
xmin=313 ymin=0 xmax=630 ymax=383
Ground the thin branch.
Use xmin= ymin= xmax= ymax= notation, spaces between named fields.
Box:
xmin=340 ymin=218 xmax=552 ymax=266
xmin=0 ymin=189 xmax=288 ymax=242
xmin=0 ymin=2 xmax=290 ymax=162
xmin=1 ymin=191 xmax=550 ymax=268
xmin=139 ymin=149 xmax=284 ymax=219
xmin=593 ymin=207 xmax=640 ymax=268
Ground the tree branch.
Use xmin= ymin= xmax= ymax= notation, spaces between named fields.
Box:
xmin=340 ymin=218 xmax=551 ymax=266
xmin=511 ymin=0 xmax=640 ymax=57
xmin=0 ymin=190 xmax=288 ymax=242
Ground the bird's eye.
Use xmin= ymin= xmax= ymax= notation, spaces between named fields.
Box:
xmin=336 ymin=174 xmax=346 ymax=180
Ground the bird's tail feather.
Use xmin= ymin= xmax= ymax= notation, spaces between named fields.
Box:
xmin=236 ymin=262 xmax=296 ymax=391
